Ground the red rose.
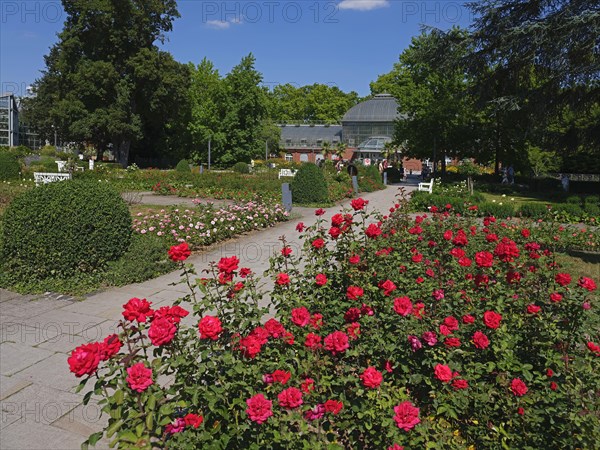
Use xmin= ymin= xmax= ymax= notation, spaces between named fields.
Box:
xmin=475 ymin=251 xmax=494 ymax=268
xmin=389 ymin=445 xmax=404 ymax=450
xmin=422 ymin=331 xmax=437 ymax=346
xmin=452 ymin=378 xmax=468 ymax=390
xmin=154 ymin=305 xmax=189 ymax=324
xmin=365 ymin=223 xmax=382 ymax=239
xmin=494 ymin=238 xmax=520 ymax=262
xmin=239 ymin=335 xmax=263 ymax=358
xmin=347 ymin=322 xmax=360 ymax=340
xmin=347 ymin=286 xmax=364 ymax=300
xmin=393 ymin=401 xmax=420 ymax=431
xmin=329 ymin=226 xmax=342 ymax=239
xmin=68 ymin=343 xmax=101 ymax=377
xmin=296 ymin=222 xmax=305 ymax=232
xmin=393 ymin=296 xmax=413 ymax=316
xmin=271 ymin=369 xmax=291 ymax=385
xmin=555 ymin=272 xmax=571 ymax=286
xmin=168 ymin=242 xmax=191 ymax=262
xmin=148 ymin=317 xmax=177 ymax=346
xmin=458 ymin=257 xmax=472 ymax=267
xmin=278 ymin=387 xmax=303 ymax=409
xmin=518 ymin=407 xmax=525 ymax=415
xmin=281 ymin=246 xmax=292 ymax=257
xmin=462 ymin=314 xmax=475 ymax=324
xmin=198 ymin=316 xmax=222 ymax=340
xmin=511 ymin=378 xmax=528 ymax=396
xmin=304 ymin=333 xmax=322 ymax=349
xmin=239 ymin=267 xmax=252 ymax=278
xmin=434 ymin=363 xmax=453 ymax=383
xmin=527 ymin=304 xmax=541 ymax=314
xmin=578 ymin=277 xmax=597 ymax=291
xmin=546 ymin=368 xmax=554 ymax=377
xmin=324 ymin=331 xmax=349 ymax=355
xmin=183 ymin=413 xmax=203 ymax=428
xmin=291 ymin=307 xmax=310 ymax=327
xmin=276 ymin=273 xmax=291 ymax=286
xmin=443 ymin=230 xmax=453 ymax=240
xmin=483 ymin=310 xmax=502 ymax=329
xmin=264 ymin=319 xmax=286 ymax=338
xmin=312 ymin=238 xmax=325 ymax=249
xmin=122 ymin=297 xmax=154 ymax=323
xmin=473 ymin=331 xmax=489 ymax=349
xmin=344 ymin=307 xmax=361 ymax=323
xmin=315 ymin=208 xmax=326 ymax=216
xmin=443 ymin=316 xmax=459 ymax=331
xmin=550 ymin=381 xmax=558 ymax=391
xmin=126 ymin=362 xmax=153 ymax=392
xmin=351 ymin=198 xmax=368 ymax=211
xmin=246 ymin=394 xmax=273 ymax=424
xmin=521 ymin=228 xmax=531 ymax=238
xmin=379 ymin=279 xmax=397 ymax=296
xmin=310 ymin=313 xmax=323 ymax=329
xmin=360 ymin=366 xmax=383 ymax=388
xmin=324 ymin=399 xmax=343 ymax=415
xmin=218 ymin=256 xmax=239 ymax=274
xmin=445 ymin=337 xmax=461 ymax=347
xmin=349 ymin=255 xmax=360 ymax=264
xmin=100 ymin=334 xmax=122 ymax=361
xmin=301 ymin=378 xmax=315 ymax=393
xmin=315 ymin=274 xmax=328 ymax=286
xmin=331 ymin=213 xmax=344 ymax=226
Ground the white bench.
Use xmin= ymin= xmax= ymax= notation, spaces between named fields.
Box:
xmin=417 ymin=179 xmax=434 ymax=194
xmin=34 ymin=172 xmax=72 ymax=186
xmin=278 ymin=169 xmax=297 ymax=179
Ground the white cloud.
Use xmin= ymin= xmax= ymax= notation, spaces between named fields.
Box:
xmin=338 ymin=0 xmax=390 ymax=11
xmin=205 ymin=18 xmax=242 ymax=30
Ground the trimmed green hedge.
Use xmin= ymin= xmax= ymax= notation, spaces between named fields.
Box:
xmin=1 ymin=179 xmax=132 ymax=280
xmin=291 ymin=163 xmax=328 ymax=204
xmin=0 ymin=153 xmax=20 ymax=180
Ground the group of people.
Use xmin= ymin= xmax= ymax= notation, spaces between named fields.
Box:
xmin=501 ymin=164 xmax=515 ymax=184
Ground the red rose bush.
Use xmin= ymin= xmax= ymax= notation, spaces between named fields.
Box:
xmin=69 ymin=195 xmax=599 ymax=449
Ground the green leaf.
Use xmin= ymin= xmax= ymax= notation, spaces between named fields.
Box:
xmin=106 ymin=419 xmax=123 ymax=438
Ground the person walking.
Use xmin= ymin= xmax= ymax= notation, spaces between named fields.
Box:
xmin=507 ymin=165 xmax=515 ymax=185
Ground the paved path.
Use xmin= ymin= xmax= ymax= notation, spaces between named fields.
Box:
xmin=0 ymin=179 xmax=418 ymax=450
xmin=121 ymin=191 xmax=233 ymax=208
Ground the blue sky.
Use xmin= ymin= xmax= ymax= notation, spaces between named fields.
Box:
xmin=0 ymin=0 xmax=473 ymax=98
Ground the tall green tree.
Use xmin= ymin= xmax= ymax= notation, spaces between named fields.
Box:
xmin=24 ymin=0 xmax=184 ymax=166
xmin=375 ymin=28 xmax=480 ymax=175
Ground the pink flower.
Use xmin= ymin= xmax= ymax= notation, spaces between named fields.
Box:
xmin=393 ymin=296 xmax=413 ymax=316
xmin=511 ymin=378 xmax=528 ymax=396
xmin=360 ymin=366 xmax=383 ymax=388
xmin=434 ymin=364 xmax=453 ymax=383
xmin=315 ymin=274 xmax=328 ymax=286
xmin=393 ymin=401 xmax=420 ymax=431
xmin=246 ymin=394 xmax=273 ymax=424
xmin=198 ymin=316 xmax=222 ymax=340
xmin=291 ymin=307 xmax=311 ymax=327
xmin=278 ymin=387 xmax=303 ymax=409
xmin=324 ymin=331 xmax=349 ymax=355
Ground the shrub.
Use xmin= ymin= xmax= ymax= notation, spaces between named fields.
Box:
xmin=584 ymin=203 xmax=600 ymax=217
xmin=1 ymin=179 xmax=132 ymax=280
xmin=566 ymin=195 xmax=582 ymax=205
xmin=584 ymin=195 xmax=599 ymax=205
xmin=553 ymin=203 xmax=583 ymax=217
xmin=479 ymin=201 xmax=516 ymax=218
xmin=519 ymin=203 xmax=549 ymax=219
xmin=175 ymin=159 xmax=190 ymax=173
xmin=0 ymin=153 xmax=20 ymax=180
xmin=291 ymin=163 xmax=328 ymax=204
xmin=40 ymin=145 xmax=57 ymax=157
xmin=232 ymin=162 xmax=250 ymax=174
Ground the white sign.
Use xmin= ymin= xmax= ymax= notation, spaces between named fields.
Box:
xmin=364 ymin=158 xmax=371 ymax=166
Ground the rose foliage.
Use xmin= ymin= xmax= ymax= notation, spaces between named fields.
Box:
xmin=70 ymin=195 xmax=599 ymax=449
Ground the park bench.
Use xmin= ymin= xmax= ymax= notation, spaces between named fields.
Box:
xmin=278 ymin=169 xmax=297 ymax=179
xmin=417 ymin=179 xmax=434 ymax=194
xmin=34 ymin=172 xmax=72 ymax=186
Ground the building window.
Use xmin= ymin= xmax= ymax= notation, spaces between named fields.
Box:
xmin=300 ymin=153 xmax=309 ymax=162
xmin=285 ymin=153 xmax=293 ymax=162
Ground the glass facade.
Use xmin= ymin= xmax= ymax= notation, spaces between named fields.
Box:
xmin=342 ymin=122 xmax=395 ymax=147
xmin=0 ymin=94 xmax=19 ymax=147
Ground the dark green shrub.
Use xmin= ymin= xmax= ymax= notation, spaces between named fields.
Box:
xmin=584 ymin=203 xmax=600 ymax=217
xmin=175 ymin=159 xmax=190 ymax=173
xmin=584 ymin=195 xmax=599 ymax=205
xmin=566 ymin=195 xmax=582 ymax=205
xmin=358 ymin=165 xmax=384 ymax=192
xmin=479 ymin=201 xmax=516 ymax=218
xmin=1 ymin=179 xmax=132 ymax=280
xmin=519 ymin=203 xmax=549 ymax=219
xmin=383 ymin=167 xmax=403 ymax=183
xmin=40 ymin=145 xmax=57 ymax=157
xmin=0 ymin=153 xmax=20 ymax=180
xmin=291 ymin=163 xmax=328 ymax=204
xmin=552 ymin=203 xmax=583 ymax=217
xmin=232 ymin=162 xmax=250 ymax=174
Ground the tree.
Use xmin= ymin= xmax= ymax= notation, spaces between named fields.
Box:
xmin=377 ymin=28 xmax=480 ymax=175
xmin=527 ymin=145 xmax=561 ymax=178
xmin=23 ymin=0 xmax=183 ymax=166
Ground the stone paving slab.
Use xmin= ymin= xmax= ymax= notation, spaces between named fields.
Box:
xmin=12 ymin=353 xmax=80 ymax=393
xmin=0 ymin=421 xmax=91 ymax=449
xmin=0 ymin=343 xmax=55 ymax=377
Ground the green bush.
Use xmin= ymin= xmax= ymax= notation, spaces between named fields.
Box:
xmin=584 ymin=195 xmax=599 ymax=205
xmin=519 ymin=203 xmax=549 ymax=219
xmin=0 ymin=153 xmax=20 ymax=180
xmin=566 ymin=195 xmax=582 ymax=205
xmin=1 ymin=179 xmax=132 ymax=280
xmin=584 ymin=203 xmax=600 ymax=217
xmin=478 ymin=201 xmax=516 ymax=218
xmin=40 ymin=145 xmax=57 ymax=157
xmin=358 ymin=165 xmax=384 ymax=192
xmin=552 ymin=203 xmax=583 ymax=217
xmin=232 ymin=162 xmax=250 ymax=174
xmin=291 ymin=163 xmax=328 ymax=204
xmin=175 ymin=159 xmax=190 ymax=173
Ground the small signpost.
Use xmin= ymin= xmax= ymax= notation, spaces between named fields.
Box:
xmin=282 ymin=183 xmax=292 ymax=213
xmin=352 ymin=176 xmax=359 ymax=194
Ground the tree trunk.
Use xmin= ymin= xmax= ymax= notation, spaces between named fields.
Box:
xmin=116 ymin=141 xmax=131 ymax=168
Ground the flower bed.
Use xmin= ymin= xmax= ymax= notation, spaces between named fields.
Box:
xmin=131 ymin=201 xmax=289 ymax=248
xmin=70 ymin=198 xmax=599 ymax=449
